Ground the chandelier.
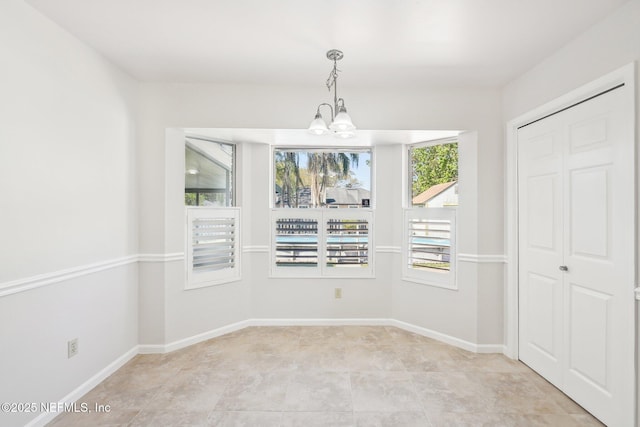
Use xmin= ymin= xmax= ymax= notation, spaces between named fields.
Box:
xmin=308 ymin=49 xmax=356 ymax=138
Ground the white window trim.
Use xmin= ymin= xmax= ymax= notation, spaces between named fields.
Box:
xmin=270 ymin=208 xmax=374 ymax=278
xmin=403 ymin=138 xmax=459 ymax=290
xmin=185 ymin=207 xmax=241 ymax=289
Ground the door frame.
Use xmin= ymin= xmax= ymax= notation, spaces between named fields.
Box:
xmin=504 ymin=63 xmax=636 ymax=363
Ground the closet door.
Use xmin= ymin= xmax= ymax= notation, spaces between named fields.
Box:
xmin=517 ymin=112 xmax=564 ymax=387
xmin=518 ymin=86 xmax=635 ymax=426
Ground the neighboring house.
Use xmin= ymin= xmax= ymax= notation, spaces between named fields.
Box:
xmin=276 ymin=187 xmax=371 ymax=208
xmin=412 ymin=181 xmax=458 ymax=207
xmin=325 ymin=187 xmax=371 ymax=208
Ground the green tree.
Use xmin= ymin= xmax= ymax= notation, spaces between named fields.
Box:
xmin=185 ymin=193 xmax=197 ymax=206
xmin=308 ymin=153 xmax=359 ymax=207
xmin=411 ymin=143 xmax=458 ymax=197
xmin=275 ymin=151 xmax=303 ymax=207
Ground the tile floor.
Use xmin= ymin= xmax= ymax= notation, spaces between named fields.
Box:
xmin=48 ymin=326 xmax=603 ymax=426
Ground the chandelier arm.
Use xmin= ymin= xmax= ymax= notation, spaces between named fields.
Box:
xmin=317 ymin=102 xmax=334 ymax=122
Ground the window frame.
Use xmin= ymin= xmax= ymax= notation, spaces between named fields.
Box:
xmin=271 ymin=146 xmax=374 ymax=209
xmin=403 ymin=138 xmax=459 ymax=289
xmin=269 ymin=146 xmax=375 ymax=279
xmin=185 ymin=136 xmax=236 ymax=207
xmin=406 ymin=137 xmax=458 ymax=208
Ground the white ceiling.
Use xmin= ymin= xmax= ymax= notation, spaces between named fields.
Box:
xmin=26 ymin=0 xmax=626 ymax=88
xmin=24 ymin=0 xmax=627 ymax=146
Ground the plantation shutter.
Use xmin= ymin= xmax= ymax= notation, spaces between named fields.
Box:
xmin=271 ymin=209 xmax=373 ymax=278
xmin=275 ymin=218 xmax=319 ymax=267
xmin=403 ymin=208 xmax=456 ymax=289
xmin=187 ymin=208 xmax=240 ymax=288
xmin=326 ymin=218 xmax=369 ymax=267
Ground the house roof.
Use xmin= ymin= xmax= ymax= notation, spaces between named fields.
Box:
xmin=412 ymin=181 xmax=457 ymax=205
xmin=326 ymin=188 xmax=371 ymax=205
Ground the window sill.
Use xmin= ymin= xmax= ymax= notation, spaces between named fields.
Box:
xmin=401 ymin=275 xmax=458 ymax=291
xmin=185 ymin=276 xmax=241 ymax=291
xmin=268 ymin=273 xmax=375 ymax=280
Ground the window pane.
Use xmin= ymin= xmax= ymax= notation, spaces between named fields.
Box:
xmin=410 ymin=143 xmax=458 ymax=208
xmin=408 ymin=218 xmax=451 ymax=272
xmin=274 ymin=149 xmax=371 ymax=208
xmin=275 ymin=218 xmax=318 ymax=267
xmin=326 ymin=219 xmax=369 ymax=267
xmin=185 ymin=138 xmax=234 ymax=206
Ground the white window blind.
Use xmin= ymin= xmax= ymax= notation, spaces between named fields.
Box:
xmin=403 ymin=208 xmax=456 ymax=289
xmin=407 ymin=218 xmax=451 ymax=271
xmin=271 ymin=209 xmax=373 ymax=278
xmin=275 ymin=218 xmax=319 ymax=267
xmin=326 ymin=218 xmax=369 ymax=268
xmin=186 ymin=207 xmax=240 ymax=288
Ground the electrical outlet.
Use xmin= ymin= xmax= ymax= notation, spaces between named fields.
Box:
xmin=68 ymin=338 xmax=78 ymax=358
xmin=335 ymin=288 xmax=342 ymax=299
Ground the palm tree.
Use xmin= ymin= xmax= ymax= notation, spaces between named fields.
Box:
xmin=275 ymin=152 xmax=303 ymax=207
xmin=307 ymin=152 xmax=359 ymax=207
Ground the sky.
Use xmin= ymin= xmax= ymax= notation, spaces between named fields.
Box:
xmin=352 ymin=152 xmax=371 ymax=190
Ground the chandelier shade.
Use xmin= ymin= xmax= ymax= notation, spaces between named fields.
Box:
xmin=329 ymin=110 xmax=355 ymax=132
xmin=308 ymin=112 xmax=330 ymax=135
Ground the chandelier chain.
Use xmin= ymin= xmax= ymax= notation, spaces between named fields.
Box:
xmin=326 ymin=61 xmax=340 ymax=92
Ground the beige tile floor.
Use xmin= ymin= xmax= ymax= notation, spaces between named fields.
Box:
xmin=48 ymin=326 xmax=604 ymax=426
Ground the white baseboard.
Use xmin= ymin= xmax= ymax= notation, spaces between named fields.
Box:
xmin=248 ymin=318 xmax=393 ymax=327
xmin=26 ymin=346 xmax=138 ymax=427
xmin=138 ymin=319 xmax=251 ymax=354
xmin=388 ymin=319 xmax=504 ymax=354
xmin=136 ymin=344 xmax=167 ymax=354
xmin=477 ymin=344 xmax=508 ymax=354
xmin=138 ymin=318 xmax=505 ymax=355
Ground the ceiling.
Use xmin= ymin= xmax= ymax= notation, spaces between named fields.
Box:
xmin=25 ymin=0 xmax=627 ymax=146
xmin=26 ymin=0 xmax=626 ymax=88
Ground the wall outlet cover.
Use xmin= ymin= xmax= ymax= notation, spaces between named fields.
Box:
xmin=68 ymin=338 xmax=78 ymax=358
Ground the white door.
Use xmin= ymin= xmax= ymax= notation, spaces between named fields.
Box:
xmin=518 ymin=110 xmax=564 ymax=388
xmin=518 ymin=85 xmax=635 ymax=426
